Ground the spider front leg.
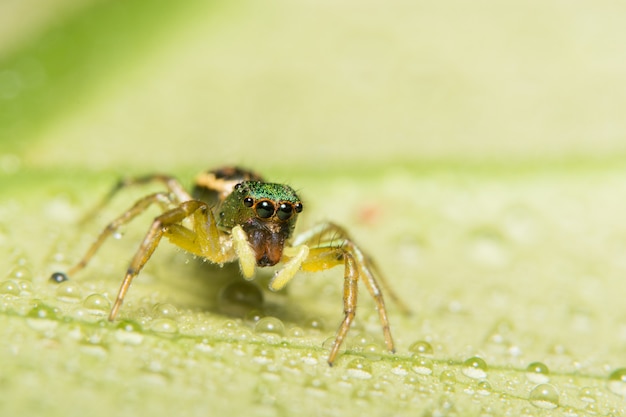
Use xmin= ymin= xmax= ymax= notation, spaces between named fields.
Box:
xmin=274 ymin=222 xmax=398 ymax=365
xmin=64 ymin=192 xmax=176 ymax=277
xmin=110 ymin=200 xmax=238 ymax=320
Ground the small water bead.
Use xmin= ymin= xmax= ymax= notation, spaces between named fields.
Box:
xmin=408 ymin=340 xmax=434 ymax=356
xmin=218 ymin=281 xmax=263 ymax=316
xmin=345 ymin=358 xmax=373 ymax=379
xmin=476 ymin=381 xmax=492 ymax=395
xmin=7 ymin=265 xmax=32 ymax=280
xmin=287 ymin=326 xmax=304 ymax=338
xmin=55 ymin=281 xmax=82 ymax=303
xmin=152 ymin=303 xmax=178 ymax=319
xmin=411 ymin=356 xmax=434 ymax=375
xmin=254 ymin=317 xmax=285 ymax=336
xmin=115 ymin=320 xmax=144 ymax=345
xmin=252 ymin=347 xmax=275 ymax=364
xmin=525 ymin=361 xmax=550 ymax=384
xmin=439 ymin=370 xmax=457 ymax=392
xmin=462 ymin=356 xmax=488 ymax=379
xmin=578 ymin=386 xmax=596 ymax=403
xmin=607 ymin=368 xmax=626 ymax=397
xmin=83 ymin=294 xmax=111 ymax=315
xmin=0 ymin=279 xmax=21 ymax=296
xmin=529 ymin=384 xmax=559 ymax=409
xmin=26 ymin=303 xmax=59 ymax=331
xmin=150 ymin=318 xmax=179 ymax=336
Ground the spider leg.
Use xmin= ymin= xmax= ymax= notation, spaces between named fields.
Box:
xmin=66 ymin=192 xmax=175 ymax=276
xmin=109 ymin=199 xmax=226 ymax=320
xmin=292 ymin=221 xmax=401 ymax=364
xmin=80 ymin=174 xmax=191 ymax=224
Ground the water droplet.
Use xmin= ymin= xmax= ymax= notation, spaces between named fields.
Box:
xmin=150 ymin=318 xmax=179 ymax=336
xmin=462 ymin=356 xmax=488 ymax=379
xmin=578 ymin=386 xmax=596 ymax=403
xmin=529 ymin=384 xmax=559 ymax=409
xmin=152 ymin=303 xmax=178 ymax=319
xmin=390 ymin=361 xmax=410 ymax=376
xmin=26 ymin=303 xmax=59 ymax=332
xmin=288 ymin=326 xmax=304 ymax=338
xmin=27 ymin=303 xmax=57 ymax=320
xmin=7 ymin=265 xmax=32 ymax=280
xmin=608 ymin=368 xmax=626 ymax=397
xmin=254 ymin=317 xmax=285 ymax=336
xmin=218 ymin=281 xmax=263 ymax=316
xmin=115 ymin=320 xmax=144 ymax=345
xmin=83 ymin=294 xmax=111 ymax=315
xmin=55 ymin=282 xmax=82 ymax=303
xmin=526 ymin=361 xmax=550 ymax=384
xmin=345 ymin=358 xmax=372 ymax=379
xmin=408 ymin=340 xmax=434 ymax=356
xmin=411 ymin=356 xmax=434 ymax=375
xmin=0 ymin=279 xmax=21 ymax=296
xmin=440 ymin=370 xmax=456 ymax=384
xmin=252 ymin=347 xmax=275 ymax=364
xmin=307 ymin=317 xmax=325 ymax=330
xmin=477 ymin=381 xmax=492 ymax=395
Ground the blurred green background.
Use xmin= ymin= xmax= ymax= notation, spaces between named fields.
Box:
xmin=1 ymin=0 xmax=626 ymax=416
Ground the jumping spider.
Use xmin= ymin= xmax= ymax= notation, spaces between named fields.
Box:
xmin=52 ymin=166 xmax=404 ymax=365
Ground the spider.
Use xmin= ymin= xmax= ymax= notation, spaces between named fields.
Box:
xmin=51 ymin=166 xmax=404 ymax=365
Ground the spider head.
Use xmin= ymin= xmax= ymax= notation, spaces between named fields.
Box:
xmin=219 ymin=181 xmax=303 ymax=267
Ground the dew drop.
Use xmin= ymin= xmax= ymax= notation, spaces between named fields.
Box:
xmin=411 ymin=356 xmax=434 ymax=375
xmin=218 ymin=281 xmax=263 ymax=316
xmin=607 ymin=368 xmax=626 ymax=397
xmin=150 ymin=318 xmax=179 ymax=336
xmin=0 ymin=279 xmax=21 ymax=296
xmin=440 ymin=370 xmax=456 ymax=385
xmin=525 ymin=361 xmax=550 ymax=384
xmin=7 ymin=265 xmax=32 ymax=280
xmin=578 ymin=386 xmax=595 ymax=403
xmin=408 ymin=340 xmax=434 ymax=356
xmin=152 ymin=303 xmax=178 ymax=319
xmin=115 ymin=320 xmax=144 ymax=345
xmin=26 ymin=303 xmax=59 ymax=331
xmin=390 ymin=362 xmax=410 ymax=376
xmin=462 ymin=356 xmax=488 ymax=379
xmin=477 ymin=381 xmax=492 ymax=395
xmin=254 ymin=316 xmax=285 ymax=336
xmin=55 ymin=282 xmax=82 ymax=303
xmin=252 ymin=346 xmax=275 ymax=364
xmin=346 ymin=358 xmax=372 ymax=379
xmin=27 ymin=303 xmax=57 ymax=320
xmin=83 ymin=294 xmax=111 ymax=315
xmin=288 ymin=326 xmax=304 ymax=338
xmin=529 ymin=384 xmax=559 ymax=409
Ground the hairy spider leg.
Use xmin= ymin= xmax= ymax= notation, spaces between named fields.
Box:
xmin=79 ymin=174 xmax=192 ymax=224
xmin=271 ymin=222 xmax=398 ymax=364
xmin=293 ymin=222 xmax=410 ymax=314
xmin=67 ymin=192 xmax=176 ymax=277
xmin=109 ymin=199 xmax=239 ymax=320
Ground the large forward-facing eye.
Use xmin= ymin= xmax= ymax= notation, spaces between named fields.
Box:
xmin=255 ymin=200 xmax=275 ymax=218
xmin=277 ymin=203 xmax=293 ymax=221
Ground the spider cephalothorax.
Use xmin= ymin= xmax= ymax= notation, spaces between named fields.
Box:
xmin=51 ymin=166 xmax=405 ymax=365
xmin=219 ymin=181 xmax=303 ymax=266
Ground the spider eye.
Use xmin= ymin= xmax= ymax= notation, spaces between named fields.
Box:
xmin=277 ymin=203 xmax=293 ymax=221
xmin=256 ymin=200 xmax=275 ymax=219
xmin=243 ymin=197 xmax=254 ymax=207
xmin=294 ymin=202 xmax=303 ymax=213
